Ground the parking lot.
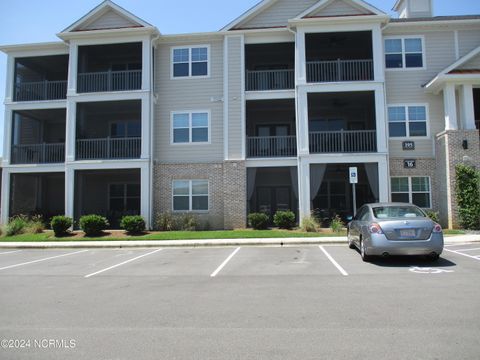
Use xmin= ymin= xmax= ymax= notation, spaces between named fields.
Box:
xmin=1 ymin=243 xmax=479 ymax=359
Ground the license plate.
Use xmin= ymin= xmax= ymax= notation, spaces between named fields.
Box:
xmin=400 ymin=229 xmax=416 ymax=237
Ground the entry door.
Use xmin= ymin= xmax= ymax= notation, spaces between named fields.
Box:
xmin=256 ymin=186 xmax=291 ymax=219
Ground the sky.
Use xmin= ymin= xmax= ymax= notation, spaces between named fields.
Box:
xmin=0 ymin=0 xmax=479 ymax=156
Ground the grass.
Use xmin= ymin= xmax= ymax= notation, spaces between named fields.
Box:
xmin=0 ymin=229 xmax=347 ymax=242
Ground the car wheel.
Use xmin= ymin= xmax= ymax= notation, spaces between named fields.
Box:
xmin=428 ymin=253 xmax=440 ymax=262
xmin=360 ymin=239 xmax=371 ymax=262
xmin=347 ymin=233 xmax=355 ymax=249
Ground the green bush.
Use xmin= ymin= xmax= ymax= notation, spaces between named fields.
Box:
xmin=156 ymin=212 xmax=176 ymax=231
xmin=330 ymin=215 xmax=345 ymax=233
xmin=273 ymin=210 xmax=296 ymax=229
xmin=456 ymin=164 xmax=480 ymax=230
xmin=248 ymin=213 xmax=269 ymax=230
xmin=50 ymin=216 xmax=73 ymax=237
xmin=79 ymin=214 xmax=109 ymax=237
xmin=426 ymin=210 xmax=439 ymax=223
xmin=120 ymin=215 xmax=146 ymax=234
xmin=5 ymin=215 xmax=29 ymax=236
xmin=25 ymin=215 xmax=45 ymax=234
xmin=301 ymin=216 xmax=320 ymax=233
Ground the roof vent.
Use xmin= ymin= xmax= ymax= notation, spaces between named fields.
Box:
xmin=393 ymin=0 xmax=433 ymax=18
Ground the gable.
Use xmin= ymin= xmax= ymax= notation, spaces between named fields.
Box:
xmin=77 ymin=9 xmax=140 ymax=31
xmin=306 ymin=0 xmax=373 ymax=18
xmin=236 ymin=0 xmax=318 ymax=29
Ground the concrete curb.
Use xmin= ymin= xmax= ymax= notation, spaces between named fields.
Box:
xmin=0 ymin=234 xmax=478 ymax=249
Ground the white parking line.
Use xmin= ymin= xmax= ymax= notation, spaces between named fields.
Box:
xmin=319 ymin=246 xmax=348 ymax=276
xmin=444 ymin=248 xmax=480 ymax=261
xmin=0 ymin=250 xmax=22 ymax=255
xmin=453 ymin=248 xmax=480 ymax=252
xmin=85 ymin=249 xmax=163 ymax=278
xmin=0 ymin=250 xmax=88 ymax=271
xmin=210 ymin=247 xmax=241 ymax=277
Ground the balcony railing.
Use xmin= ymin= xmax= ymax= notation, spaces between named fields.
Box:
xmin=247 ymin=135 xmax=297 ymax=158
xmin=246 ymin=69 xmax=295 ymax=91
xmin=77 ymin=70 xmax=142 ymax=93
xmin=11 ymin=143 xmax=65 ymax=164
xmin=14 ymin=81 xmax=67 ymax=101
xmin=76 ymin=137 xmax=141 ymax=160
xmin=309 ymin=130 xmax=377 ymax=153
xmin=307 ymin=59 xmax=373 ymax=83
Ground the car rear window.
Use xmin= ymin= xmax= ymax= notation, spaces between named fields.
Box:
xmin=372 ymin=206 xmax=426 ymax=219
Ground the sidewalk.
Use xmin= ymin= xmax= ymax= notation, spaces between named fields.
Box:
xmin=0 ymin=234 xmax=478 ymax=249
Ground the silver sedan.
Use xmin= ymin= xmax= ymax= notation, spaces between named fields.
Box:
xmin=347 ymin=203 xmax=444 ymax=262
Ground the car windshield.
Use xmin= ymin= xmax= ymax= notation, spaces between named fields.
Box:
xmin=372 ymin=206 xmax=426 ymax=219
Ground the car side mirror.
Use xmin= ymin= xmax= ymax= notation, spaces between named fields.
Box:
xmin=346 ymin=215 xmax=353 ymax=222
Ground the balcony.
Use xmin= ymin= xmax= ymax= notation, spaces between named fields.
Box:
xmin=306 ymin=31 xmax=373 ymax=84
xmin=247 ymin=135 xmax=297 ymax=158
xmin=77 ymin=42 xmax=142 ymax=93
xmin=309 ymin=130 xmax=377 ymax=153
xmin=306 ymin=59 xmax=373 ymax=83
xmin=76 ymin=137 xmax=141 ymax=160
xmin=245 ymin=42 xmax=295 ymax=91
xmin=10 ymin=109 xmax=66 ymax=164
xmin=13 ymin=55 xmax=68 ymax=101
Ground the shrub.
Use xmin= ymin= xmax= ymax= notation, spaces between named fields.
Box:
xmin=25 ymin=215 xmax=45 ymax=234
xmin=273 ymin=210 xmax=296 ymax=230
xmin=456 ymin=164 xmax=480 ymax=230
xmin=426 ymin=210 xmax=439 ymax=223
xmin=156 ymin=212 xmax=177 ymax=231
xmin=330 ymin=215 xmax=345 ymax=233
xmin=5 ymin=215 xmax=28 ymax=236
xmin=301 ymin=216 xmax=320 ymax=233
xmin=248 ymin=213 xmax=269 ymax=230
xmin=120 ymin=215 xmax=146 ymax=234
xmin=50 ymin=216 xmax=73 ymax=237
xmin=79 ymin=214 xmax=109 ymax=237
xmin=178 ymin=213 xmax=199 ymax=231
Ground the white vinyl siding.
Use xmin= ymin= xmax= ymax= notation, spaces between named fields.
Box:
xmin=226 ymin=36 xmax=243 ymax=160
xmin=172 ymin=180 xmax=209 ymax=212
xmin=79 ymin=10 xmax=138 ymax=31
xmin=391 ymin=177 xmax=431 ymax=209
xmin=310 ymin=0 xmax=371 ymax=17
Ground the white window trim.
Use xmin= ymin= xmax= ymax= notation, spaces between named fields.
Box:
xmin=384 ymin=35 xmax=426 ymax=71
xmin=387 ymin=103 xmax=430 ymax=139
xmin=391 ymin=176 xmax=432 ymax=209
xmin=170 ymin=110 xmax=211 ymax=145
xmin=170 ymin=45 xmax=211 ymax=80
xmin=172 ymin=179 xmax=210 ymax=213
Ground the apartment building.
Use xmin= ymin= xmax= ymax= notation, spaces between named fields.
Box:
xmin=1 ymin=0 xmax=479 ymax=229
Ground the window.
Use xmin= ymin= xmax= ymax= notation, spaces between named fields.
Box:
xmin=109 ymin=183 xmax=141 ymax=212
xmin=172 ymin=46 xmax=209 ymax=78
xmin=385 ymin=37 xmax=424 ymax=69
xmin=388 ymin=105 xmax=428 ymax=138
xmin=173 ymin=180 xmax=209 ymax=211
xmin=391 ymin=177 xmax=431 ymax=208
xmin=172 ymin=111 xmax=209 ymax=144
xmin=110 ymin=121 xmax=141 ymax=138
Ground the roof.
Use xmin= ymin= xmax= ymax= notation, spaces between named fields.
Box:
xmin=448 ymin=69 xmax=480 ymax=74
xmin=390 ymin=15 xmax=480 ymax=23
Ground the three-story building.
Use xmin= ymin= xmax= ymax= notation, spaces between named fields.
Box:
xmin=1 ymin=0 xmax=479 ymax=229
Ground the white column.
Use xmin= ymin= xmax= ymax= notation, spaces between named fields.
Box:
xmin=460 ymin=84 xmax=476 ymax=130
xmin=298 ymin=158 xmax=311 ymax=221
xmin=140 ymin=163 xmax=151 ymax=229
xmin=65 ymin=100 xmax=77 ymax=162
xmin=296 ymin=30 xmax=307 ymax=85
xmin=371 ymin=25 xmax=385 ymax=83
xmin=67 ymin=42 xmax=78 ymax=96
xmin=297 ymin=87 xmax=309 ymax=155
xmin=3 ymin=108 xmax=12 ymax=166
xmin=378 ymin=157 xmax=390 ymax=203
xmin=0 ymin=169 xmax=11 ymax=224
xmin=141 ymin=38 xmax=151 ymax=91
xmin=443 ymin=84 xmax=458 ymax=130
xmin=4 ymin=55 xmax=14 ymax=103
xmin=141 ymin=94 xmax=150 ymax=159
xmin=375 ymin=87 xmax=388 ymax=153
xmin=65 ymin=167 xmax=75 ymax=220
